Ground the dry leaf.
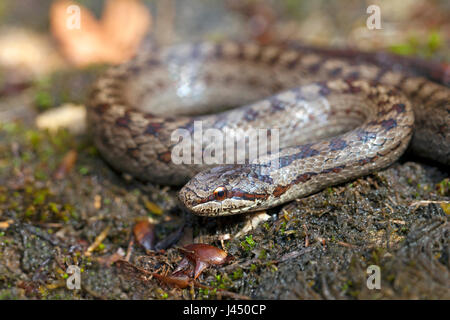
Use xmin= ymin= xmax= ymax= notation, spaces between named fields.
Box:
xmin=50 ymin=0 xmax=151 ymax=66
xmin=133 ymin=219 xmax=156 ymax=251
xmin=174 ymin=243 xmax=233 ymax=279
xmin=54 ymin=149 xmax=78 ymax=180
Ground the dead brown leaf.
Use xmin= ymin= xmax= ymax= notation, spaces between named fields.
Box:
xmin=50 ymin=0 xmax=151 ymax=66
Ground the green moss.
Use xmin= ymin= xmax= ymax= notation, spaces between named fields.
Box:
xmin=33 ymin=77 xmax=54 ymax=111
xmin=33 ymin=189 xmax=49 ymax=205
xmin=211 ymin=273 xmax=232 ymax=290
xmin=35 ymin=91 xmax=53 ymax=110
xmin=436 ymin=178 xmax=449 ymax=196
xmin=78 ymin=166 xmax=90 ymax=175
xmin=232 ymin=268 xmax=243 ymax=280
xmin=389 ymin=31 xmax=443 ymax=57
xmin=240 ymin=235 xmax=256 ymax=251
xmin=258 ymin=249 xmax=267 ymax=260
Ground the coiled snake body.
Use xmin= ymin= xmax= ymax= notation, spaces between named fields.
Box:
xmin=88 ymin=42 xmax=450 ymax=216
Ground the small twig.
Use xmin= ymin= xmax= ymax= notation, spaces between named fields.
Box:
xmin=276 ymin=246 xmax=315 ymax=263
xmin=85 ymin=226 xmax=110 ymax=256
xmin=303 ymin=224 xmax=309 ymax=247
xmin=336 ymin=241 xmax=358 ymax=249
xmin=410 ymin=200 xmax=450 ymax=213
xmin=125 ymin=236 xmax=134 ymax=262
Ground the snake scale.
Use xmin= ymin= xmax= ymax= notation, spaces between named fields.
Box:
xmin=88 ymin=41 xmax=450 ymax=216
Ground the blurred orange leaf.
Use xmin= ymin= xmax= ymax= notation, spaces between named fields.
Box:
xmin=50 ymin=0 xmax=151 ymax=67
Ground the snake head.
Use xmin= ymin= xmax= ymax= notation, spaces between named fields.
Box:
xmin=179 ymin=164 xmax=270 ymax=216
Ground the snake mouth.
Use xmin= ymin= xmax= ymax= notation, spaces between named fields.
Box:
xmin=180 ymin=188 xmax=258 ymax=216
xmin=189 ymin=200 xmax=258 ymax=216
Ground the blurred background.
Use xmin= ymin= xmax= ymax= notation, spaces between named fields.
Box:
xmin=0 ymin=0 xmax=449 ymax=122
xmin=0 ymin=0 xmax=448 ymax=124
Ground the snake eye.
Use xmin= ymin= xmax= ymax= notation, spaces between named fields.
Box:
xmin=213 ymin=186 xmax=227 ymax=201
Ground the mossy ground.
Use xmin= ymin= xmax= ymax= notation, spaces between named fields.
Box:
xmin=0 ymin=108 xmax=448 ymax=299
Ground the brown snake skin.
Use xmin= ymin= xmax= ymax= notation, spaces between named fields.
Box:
xmin=88 ymin=41 xmax=450 ymax=216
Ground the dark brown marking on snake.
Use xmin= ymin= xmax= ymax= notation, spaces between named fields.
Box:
xmin=247 ymin=76 xmax=261 ymax=87
xmin=147 ymin=58 xmax=160 ymax=67
xmin=388 ymin=140 xmax=405 ymax=153
xmin=329 ymin=138 xmax=348 ymax=151
xmin=434 ymin=99 xmax=449 ymax=112
xmin=380 ymin=119 xmax=397 ymax=131
xmin=318 ymin=82 xmax=331 ymax=96
xmin=268 ymin=54 xmax=280 ymax=65
xmin=268 ymin=97 xmax=286 ymax=112
xmin=244 ymin=108 xmax=259 ymax=122
xmin=387 ymin=89 xmax=398 ymax=97
xmin=321 ymin=165 xmax=346 ymax=174
xmin=295 ymin=172 xmax=318 ymax=183
xmin=374 ymin=140 xmax=405 ymax=159
xmin=275 ymin=144 xmax=320 ymax=169
xmin=377 ymin=102 xmax=406 ymax=116
xmin=252 ymin=49 xmax=263 ymax=63
xmin=193 ymin=194 xmax=215 ymax=205
xmin=116 ymin=114 xmax=131 ymax=127
xmin=358 ymin=156 xmax=378 ymax=165
xmin=391 ymin=103 xmax=406 ymax=114
xmin=230 ymin=189 xmax=269 ymax=201
xmin=236 ymin=44 xmax=245 ymax=60
xmin=252 ymin=171 xmax=274 ymax=185
xmin=374 ymin=68 xmax=388 ymax=82
xmin=90 ymin=87 xmax=101 ymax=98
xmin=356 ymin=129 xmax=377 ymax=143
xmin=344 ymin=80 xmax=362 ymax=93
xmin=272 ymin=184 xmax=290 ymax=197
xmin=345 ymin=71 xmax=361 ymax=81
xmin=127 ymin=147 xmax=140 ymax=159
xmin=143 ymin=113 xmax=155 ymax=119
xmin=329 ymin=67 xmax=342 ymax=77
xmin=410 ymin=80 xmax=428 ymax=98
xmin=94 ymin=103 xmax=110 ymax=114
xmin=144 ymin=122 xmax=163 ymax=135
xmin=308 ymin=62 xmax=321 ymax=73
xmin=423 ymin=88 xmax=441 ymax=101
xmin=158 ymin=151 xmax=172 ymax=163
xmin=286 ymin=56 xmax=300 ymax=69
xmin=106 ymin=92 xmax=123 ymax=101
xmin=377 ymin=99 xmax=388 ymax=107
xmin=128 ymin=65 xmax=141 ymax=75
